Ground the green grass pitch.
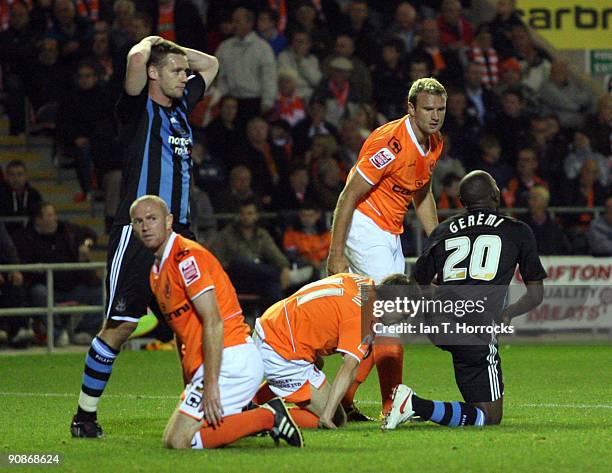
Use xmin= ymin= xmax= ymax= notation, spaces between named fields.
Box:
xmin=1 ymin=344 xmax=610 ymax=472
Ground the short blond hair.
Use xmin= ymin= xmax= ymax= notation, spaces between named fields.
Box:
xmin=129 ymin=195 xmax=169 ymax=219
xmin=408 ymin=77 xmax=447 ymax=106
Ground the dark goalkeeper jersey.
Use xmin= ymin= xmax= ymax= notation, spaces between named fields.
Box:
xmin=113 ymin=74 xmax=205 ymax=228
xmin=413 ymin=207 xmax=547 ymax=286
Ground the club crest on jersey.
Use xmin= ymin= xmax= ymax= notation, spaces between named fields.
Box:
xmin=179 ymin=256 xmax=200 ymax=286
xmin=369 ymin=147 xmax=395 ymax=169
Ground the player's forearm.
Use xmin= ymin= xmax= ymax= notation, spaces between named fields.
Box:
xmin=413 ymin=188 xmax=438 ymax=236
xmin=184 ymin=48 xmax=218 ymax=74
xmin=503 ymin=282 xmax=544 ymax=320
xmin=321 ymin=358 xmax=358 ymax=421
xmin=127 ymin=36 xmax=159 ymax=63
xmin=202 ymin=315 xmax=224 ymax=385
xmin=329 ymin=191 xmax=358 ymax=257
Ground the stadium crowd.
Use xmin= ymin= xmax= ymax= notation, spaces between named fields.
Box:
xmin=0 ymin=0 xmax=611 ymax=347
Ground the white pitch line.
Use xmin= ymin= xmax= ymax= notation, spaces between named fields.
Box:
xmin=0 ymin=392 xmax=611 ymax=410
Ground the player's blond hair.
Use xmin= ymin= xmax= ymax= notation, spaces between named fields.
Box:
xmin=129 ymin=195 xmax=169 ymax=218
xmin=408 ymin=77 xmax=447 ymax=106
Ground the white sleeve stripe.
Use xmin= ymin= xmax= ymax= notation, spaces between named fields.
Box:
xmin=336 ymin=348 xmax=362 ymax=363
xmin=190 ymin=285 xmax=215 ymax=301
xmin=356 ymin=167 xmax=375 ymax=185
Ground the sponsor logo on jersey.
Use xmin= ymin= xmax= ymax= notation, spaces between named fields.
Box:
xmin=392 ymin=184 xmax=411 ymax=195
xmin=369 ymin=147 xmax=396 ymax=169
xmin=179 ymin=256 xmax=200 ymax=286
xmin=165 ymin=302 xmax=190 ymax=321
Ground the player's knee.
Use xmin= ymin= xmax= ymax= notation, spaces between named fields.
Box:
xmin=482 ymin=406 xmax=503 ymax=425
xmin=99 ymin=320 xmax=138 ymax=350
xmin=163 ymin=430 xmax=190 ymax=449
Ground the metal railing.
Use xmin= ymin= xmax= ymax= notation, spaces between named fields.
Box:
xmin=0 ymin=262 xmax=106 ymax=353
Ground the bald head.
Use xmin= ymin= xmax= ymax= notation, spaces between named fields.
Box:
xmin=459 ymin=171 xmax=500 ymax=209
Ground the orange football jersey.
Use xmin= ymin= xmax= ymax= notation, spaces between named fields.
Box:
xmin=150 ymin=233 xmax=251 ymax=381
xmin=350 ymin=116 xmax=443 ymax=234
xmin=256 ymin=273 xmax=374 ymax=363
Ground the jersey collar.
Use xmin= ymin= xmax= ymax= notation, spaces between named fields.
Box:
xmin=405 ymin=116 xmax=430 ymax=157
xmin=153 ymin=231 xmax=178 ymax=274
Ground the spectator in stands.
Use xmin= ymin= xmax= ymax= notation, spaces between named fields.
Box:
xmin=564 ymin=130 xmax=609 ymax=188
xmin=190 ymin=183 xmax=216 ymax=247
xmin=502 ymin=146 xmax=548 ymax=208
xmin=216 ymin=6 xmax=277 ymax=124
xmin=487 ymin=88 xmax=530 ymax=163
xmin=411 ymin=18 xmax=463 ymax=87
xmin=111 ymin=11 xmax=153 ymax=92
xmin=493 ymin=57 xmax=540 ymax=117
xmin=315 ymin=57 xmax=359 ymax=128
xmin=257 ymin=7 xmax=287 ymax=56
xmin=561 ymin=159 xmax=609 ymax=252
xmin=443 ymin=88 xmax=482 ymax=166
xmin=273 ymin=163 xmax=317 ymax=211
xmin=314 ymin=157 xmax=343 ymax=212
xmin=539 ymin=60 xmax=595 ymax=131
xmin=388 ymin=2 xmax=418 ymax=55
xmin=322 ymin=34 xmax=372 ymax=104
xmin=277 ymin=29 xmax=322 ymax=102
xmin=510 ymin=24 xmax=551 ymax=92
xmin=212 ymin=165 xmax=264 ymax=215
xmin=588 ymin=196 xmax=612 ymax=256
xmin=56 ymin=58 xmax=116 ymax=202
xmin=138 ymin=0 xmax=206 ymax=51
xmin=521 ymin=185 xmax=571 ymax=255
xmin=109 ymin=0 xmax=134 ymax=51
xmin=437 ymin=0 xmax=473 ymax=50
xmin=436 ymin=173 xmax=463 ymax=211
xmin=286 ymin=0 xmax=332 ymax=60
xmin=561 ymin=159 xmax=609 ymax=218
xmin=212 ymin=199 xmax=290 ymax=308
xmin=283 ymin=199 xmax=331 ymax=279
xmin=472 ymin=134 xmax=513 ymax=190
xmin=526 ymin=115 xmax=569 ymax=191
xmin=292 ymin=95 xmax=340 ymax=157
xmin=90 ymin=28 xmax=113 ymax=82
xmin=48 ymin=0 xmax=94 ymax=68
xmin=585 ymin=95 xmax=611 ymax=157
xmin=201 ymin=95 xmax=243 ymax=167
xmin=467 ymin=23 xmax=499 ymax=89
xmin=240 ymin=117 xmax=289 ymax=199
xmin=0 ymin=1 xmax=38 ymax=136
xmin=463 ymin=61 xmax=497 ymax=125
xmin=406 ymin=52 xmax=435 ymax=83
xmin=489 ymin=0 xmax=523 ymax=60
xmin=337 ymin=0 xmax=380 ymax=66
xmin=304 ymin=133 xmax=340 ymax=179
xmin=0 ymin=221 xmax=29 ymax=347
xmin=0 ymin=160 xmax=43 ymax=235
xmin=271 ymin=68 xmax=306 ymax=127
xmin=431 ymin=134 xmax=466 ymax=198
xmin=371 ymin=38 xmax=409 ymax=120
xmin=337 ymin=117 xmax=365 ymax=170
xmin=25 ymin=37 xmax=70 ymax=132
xmin=13 ymin=202 xmax=102 ymax=346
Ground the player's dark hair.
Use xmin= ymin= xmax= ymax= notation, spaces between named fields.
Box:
xmin=380 ymin=274 xmax=413 ymax=286
xmin=459 ymin=171 xmax=498 ymax=209
xmin=148 ymin=41 xmax=186 ymax=68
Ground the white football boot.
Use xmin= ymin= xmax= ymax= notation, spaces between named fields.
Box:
xmin=381 ymin=384 xmax=415 ymax=430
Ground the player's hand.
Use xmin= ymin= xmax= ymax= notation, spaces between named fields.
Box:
xmin=202 ymin=382 xmax=223 ymax=427
xmin=143 ymin=35 xmax=164 ymax=45
xmin=318 ymin=416 xmax=337 ymax=429
xmin=326 ymin=252 xmax=349 ymax=276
